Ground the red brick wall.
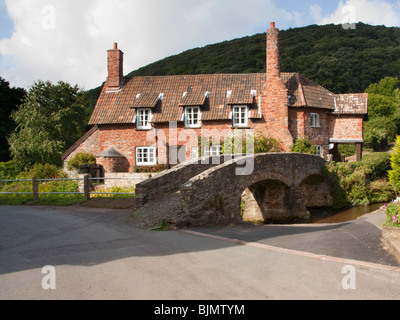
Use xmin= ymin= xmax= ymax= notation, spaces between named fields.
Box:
xmin=64 ymin=110 xmax=365 ymax=174
xmin=96 ymin=157 xmax=130 ymax=173
xmin=63 ymin=128 xmax=101 ymax=176
xmin=289 ymin=108 xmax=333 ymax=157
xmin=328 ymin=115 xmax=364 ymax=141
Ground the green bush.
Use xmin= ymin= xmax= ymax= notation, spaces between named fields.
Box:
xmin=369 ymin=179 xmax=395 ymax=204
xmin=222 ymin=132 xmax=282 ymax=154
xmin=361 ymin=152 xmax=391 ymax=180
xmin=324 ymin=156 xmax=395 ymax=209
xmin=0 ymin=161 xmax=19 ymax=179
xmin=0 ymin=163 xmax=78 ymax=196
xmin=253 ymin=134 xmax=282 ymax=153
xmin=22 ymin=163 xmax=64 ymax=179
xmin=67 ymin=152 xmax=96 ymax=171
xmin=389 ymin=136 xmax=400 ymax=191
xmin=291 ymin=138 xmax=316 ymax=154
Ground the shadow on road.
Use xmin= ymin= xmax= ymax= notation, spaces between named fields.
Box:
xmin=0 ymin=205 xmax=398 ymax=276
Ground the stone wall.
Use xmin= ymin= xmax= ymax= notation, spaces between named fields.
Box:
xmin=135 ymin=155 xmax=229 ymax=206
xmin=78 ymin=172 xmax=153 ymax=193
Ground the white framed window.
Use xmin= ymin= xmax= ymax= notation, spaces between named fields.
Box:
xmin=136 ymin=147 xmax=156 ymax=165
xmin=185 ymin=107 xmax=201 ymax=128
xmin=311 ymin=113 xmax=320 ymax=128
xmin=203 ymin=146 xmax=222 ymax=157
xmin=315 ymin=145 xmax=322 ymax=157
xmin=233 ymin=106 xmax=248 ymax=128
xmin=137 ymin=109 xmax=152 ymax=130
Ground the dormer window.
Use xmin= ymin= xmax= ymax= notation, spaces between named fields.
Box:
xmin=232 ymin=105 xmax=248 ymax=128
xmin=136 ymin=108 xmax=152 ymax=130
xmin=185 ymin=107 xmax=201 ymax=128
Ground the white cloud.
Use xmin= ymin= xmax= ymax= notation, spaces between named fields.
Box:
xmin=309 ymin=5 xmax=323 ymax=22
xmin=0 ymin=0 xmax=298 ymax=90
xmin=318 ymin=0 xmax=400 ymax=26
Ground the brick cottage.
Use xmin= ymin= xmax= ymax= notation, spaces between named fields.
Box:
xmin=63 ymin=22 xmax=368 ymax=174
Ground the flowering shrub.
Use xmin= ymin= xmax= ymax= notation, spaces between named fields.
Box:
xmin=382 ymin=197 xmax=400 ymax=228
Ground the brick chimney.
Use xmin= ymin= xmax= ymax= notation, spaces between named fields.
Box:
xmin=261 ymin=22 xmax=293 ymax=150
xmin=107 ymin=42 xmax=124 ymax=90
xmin=267 ymin=22 xmax=280 ymax=79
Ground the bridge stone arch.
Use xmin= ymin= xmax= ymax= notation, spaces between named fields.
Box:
xmin=177 ymin=153 xmax=332 ymax=227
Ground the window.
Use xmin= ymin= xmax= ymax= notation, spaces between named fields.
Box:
xmin=315 ymin=145 xmax=322 ymax=157
xmin=311 ymin=113 xmax=320 ymax=128
xmin=191 ymin=147 xmax=199 ymax=160
xmin=136 ymin=147 xmax=156 ymax=165
xmin=185 ymin=107 xmax=201 ymax=128
xmin=203 ymin=146 xmax=221 ymax=157
xmin=137 ymin=109 xmax=152 ymax=130
xmin=233 ymin=106 xmax=248 ymax=127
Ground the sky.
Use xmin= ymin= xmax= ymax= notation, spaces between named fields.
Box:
xmin=0 ymin=0 xmax=399 ymax=91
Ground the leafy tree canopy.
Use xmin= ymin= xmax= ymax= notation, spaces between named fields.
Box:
xmin=8 ymin=80 xmax=90 ymax=170
xmin=0 ymin=77 xmax=26 ymax=162
xmin=363 ymin=77 xmax=400 ymax=151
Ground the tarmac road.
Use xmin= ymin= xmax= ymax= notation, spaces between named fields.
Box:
xmin=0 ymin=205 xmax=399 ymax=300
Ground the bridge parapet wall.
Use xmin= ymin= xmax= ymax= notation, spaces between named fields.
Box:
xmin=135 ymin=155 xmax=231 ymax=206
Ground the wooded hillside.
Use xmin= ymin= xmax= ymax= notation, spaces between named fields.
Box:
xmin=86 ymin=22 xmax=400 ymax=105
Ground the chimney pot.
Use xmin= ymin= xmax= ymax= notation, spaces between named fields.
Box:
xmin=113 ymin=42 xmax=118 ymax=50
xmin=270 ymin=22 xmax=275 ymax=29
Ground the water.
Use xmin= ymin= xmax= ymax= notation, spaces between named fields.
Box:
xmin=308 ymin=202 xmax=384 ymax=224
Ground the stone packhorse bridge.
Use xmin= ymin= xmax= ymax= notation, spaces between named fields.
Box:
xmin=136 ymin=153 xmax=332 ymax=227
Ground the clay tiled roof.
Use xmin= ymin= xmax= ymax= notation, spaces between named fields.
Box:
xmin=88 ymin=73 xmax=366 ymax=125
xmin=180 ymin=89 xmax=208 ymax=107
xmin=334 ymin=93 xmax=368 ymax=114
xmin=226 ymin=89 xmax=256 ymax=105
xmin=131 ymin=92 xmax=161 ymax=109
xmin=282 ymin=73 xmax=335 ymax=110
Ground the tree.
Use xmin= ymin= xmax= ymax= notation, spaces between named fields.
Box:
xmin=8 ymin=80 xmax=90 ymax=170
xmin=388 ymin=135 xmax=400 ymax=192
xmin=0 ymin=78 xmax=26 ymax=162
xmin=364 ymin=77 xmax=400 ymax=151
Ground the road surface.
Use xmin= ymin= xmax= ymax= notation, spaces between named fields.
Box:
xmin=0 ymin=205 xmax=399 ymax=300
